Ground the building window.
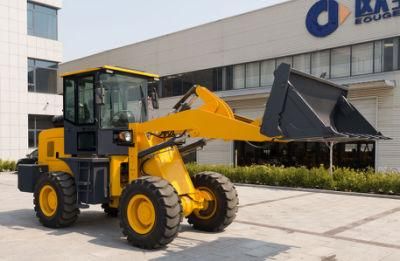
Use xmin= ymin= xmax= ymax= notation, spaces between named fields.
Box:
xmin=28 ymin=115 xmax=54 ymax=148
xmin=293 ymin=54 xmax=311 ymax=73
xmin=331 ymin=47 xmax=351 ymax=78
xmin=311 ymin=50 xmax=330 ymax=78
xmin=276 ymin=56 xmax=292 ymax=67
xmin=382 ymin=38 xmax=399 ymax=72
xmin=159 ymin=37 xmax=400 ymax=97
xmin=28 ymin=58 xmax=58 ymax=94
xmin=374 ymin=41 xmax=383 ymax=73
xmin=245 ymin=62 xmax=260 ymax=88
xmin=235 ymin=141 xmax=375 ymax=169
xmin=233 ymin=64 xmax=245 ymax=89
xmin=352 ymin=43 xmax=373 ymax=76
xmin=28 ymin=2 xmax=58 ymax=40
xmin=260 ymin=60 xmax=275 ymax=86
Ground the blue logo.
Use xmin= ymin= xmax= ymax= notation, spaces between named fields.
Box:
xmin=355 ymin=0 xmax=400 ymax=25
xmin=306 ymin=0 xmax=350 ymax=37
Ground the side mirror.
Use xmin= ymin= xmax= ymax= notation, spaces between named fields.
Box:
xmin=150 ymin=87 xmax=159 ymax=109
xmin=95 ymin=86 xmax=106 ymax=105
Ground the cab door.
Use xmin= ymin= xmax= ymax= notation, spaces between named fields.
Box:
xmin=64 ymin=74 xmax=97 ymax=155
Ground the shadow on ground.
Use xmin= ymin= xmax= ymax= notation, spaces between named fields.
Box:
xmin=151 ymin=236 xmax=292 ymax=261
xmin=0 ymin=209 xmax=292 ymax=259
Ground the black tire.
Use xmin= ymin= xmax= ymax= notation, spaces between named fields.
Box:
xmin=34 ymin=172 xmax=79 ymax=228
xmin=119 ymin=176 xmax=182 ymax=249
xmin=188 ymin=171 xmax=238 ymax=232
xmin=101 ymin=203 xmax=119 ymax=217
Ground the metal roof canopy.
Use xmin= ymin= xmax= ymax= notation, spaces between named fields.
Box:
xmin=261 ymin=63 xmax=390 ymax=143
xmin=60 ymin=65 xmax=159 ymax=79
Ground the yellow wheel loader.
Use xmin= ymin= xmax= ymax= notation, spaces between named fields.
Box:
xmin=18 ymin=63 xmax=387 ymax=249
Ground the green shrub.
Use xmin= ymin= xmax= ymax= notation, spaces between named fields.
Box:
xmin=0 ymin=159 xmax=17 ymax=172
xmin=186 ymin=163 xmax=400 ymax=196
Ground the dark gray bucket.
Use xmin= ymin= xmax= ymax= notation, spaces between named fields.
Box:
xmin=260 ymin=63 xmax=388 ymax=142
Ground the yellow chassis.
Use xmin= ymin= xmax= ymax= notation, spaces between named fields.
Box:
xmin=39 ymin=86 xmax=277 ymax=217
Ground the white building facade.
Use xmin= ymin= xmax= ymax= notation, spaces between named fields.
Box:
xmin=60 ymin=0 xmax=400 ymax=170
xmin=0 ymin=0 xmax=63 ymax=160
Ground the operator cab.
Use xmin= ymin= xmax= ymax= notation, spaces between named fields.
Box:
xmin=61 ymin=66 xmax=159 ymax=156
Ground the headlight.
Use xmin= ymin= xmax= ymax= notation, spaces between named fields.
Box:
xmin=118 ymin=131 xmax=132 ymax=142
xmin=114 ymin=130 xmax=134 ymax=146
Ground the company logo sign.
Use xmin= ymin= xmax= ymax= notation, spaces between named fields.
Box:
xmin=355 ymin=0 xmax=400 ymax=25
xmin=306 ymin=0 xmax=351 ymax=37
xmin=306 ymin=0 xmax=400 ymax=37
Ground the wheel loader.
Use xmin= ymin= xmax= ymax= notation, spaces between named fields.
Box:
xmin=17 ymin=63 xmax=387 ymax=249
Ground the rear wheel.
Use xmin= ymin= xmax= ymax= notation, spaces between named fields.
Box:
xmin=119 ymin=176 xmax=182 ymax=249
xmin=34 ymin=172 xmax=79 ymax=228
xmin=188 ymin=172 xmax=238 ymax=232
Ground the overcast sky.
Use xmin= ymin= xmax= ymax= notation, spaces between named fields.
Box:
xmin=59 ymin=0 xmax=288 ymax=62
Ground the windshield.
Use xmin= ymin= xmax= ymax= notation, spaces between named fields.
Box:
xmin=99 ymin=72 xmax=148 ymax=128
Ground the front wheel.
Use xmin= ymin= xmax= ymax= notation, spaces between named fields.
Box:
xmin=188 ymin=172 xmax=238 ymax=232
xmin=119 ymin=176 xmax=182 ymax=249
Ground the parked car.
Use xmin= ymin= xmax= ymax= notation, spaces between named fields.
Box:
xmin=17 ymin=149 xmax=38 ymax=168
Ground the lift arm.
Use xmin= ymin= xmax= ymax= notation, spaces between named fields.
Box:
xmin=137 ymin=86 xmax=274 ymax=142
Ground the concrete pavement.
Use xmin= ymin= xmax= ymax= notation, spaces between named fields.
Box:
xmin=1 ymin=172 xmax=400 ymax=260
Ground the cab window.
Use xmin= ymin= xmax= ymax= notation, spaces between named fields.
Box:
xmin=64 ymin=79 xmax=75 ymax=122
xmin=77 ymin=76 xmax=95 ymax=125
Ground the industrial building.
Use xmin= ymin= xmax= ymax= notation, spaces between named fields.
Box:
xmin=0 ymin=0 xmax=63 ymax=160
xmin=60 ymin=0 xmax=400 ymax=170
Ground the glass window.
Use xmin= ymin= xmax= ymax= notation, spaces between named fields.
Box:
xmin=293 ymin=54 xmax=311 ymax=73
xmin=276 ymin=56 xmax=292 ymax=67
xmin=77 ymin=77 xmax=94 ymax=125
xmin=245 ymin=62 xmax=260 ymax=88
xmin=233 ymin=64 xmax=245 ymax=89
xmin=99 ymin=73 xmax=148 ymax=128
xmin=311 ymin=50 xmax=330 ymax=78
xmin=382 ymin=38 xmax=400 ymax=71
xmin=352 ymin=43 xmax=373 ymax=75
xmin=260 ymin=60 xmax=275 ymax=86
xmin=383 ymin=39 xmax=394 ymax=71
xmin=223 ymin=66 xmax=233 ymax=91
xmin=36 ymin=68 xmax=57 ymax=93
xmin=27 ymin=2 xmax=58 ymax=40
xmin=28 ymin=115 xmax=53 ymax=148
xmin=374 ymin=41 xmax=383 ymax=73
xmin=398 ymin=37 xmax=400 ymax=70
xmin=27 ymin=3 xmax=33 ymax=35
xmin=64 ymin=79 xmax=75 ymax=123
xmin=331 ymin=47 xmax=350 ymax=78
xmin=28 ymin=58 xmax=58 ymax=94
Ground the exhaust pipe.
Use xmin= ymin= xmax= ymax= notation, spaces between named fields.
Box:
xmin=261 ymin=63 xmax=389 ymax=142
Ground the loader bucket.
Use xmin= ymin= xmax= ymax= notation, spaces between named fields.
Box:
xmin=261 ymin=63 xmax=388 ymax=142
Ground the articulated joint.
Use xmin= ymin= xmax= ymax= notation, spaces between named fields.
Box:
xmin=180 ymin=190 xmax=210 ymax=217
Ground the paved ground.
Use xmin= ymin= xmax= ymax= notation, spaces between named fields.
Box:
xmin=2 ymin=173 xmax=400 ymax=260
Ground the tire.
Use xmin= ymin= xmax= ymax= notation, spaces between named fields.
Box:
xmin=101 ymin=203 xmax=119 ymax=217
xmin=119 ymin=176 xmax=182 ymax=249
xmin=188 ymin=171 xmax=238 ymax=232
xmin=34 ymin=172 xmax=79 ymax=228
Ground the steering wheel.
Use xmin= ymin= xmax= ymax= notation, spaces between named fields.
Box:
xmin=111 ymin=110 xmax=136 ymax=127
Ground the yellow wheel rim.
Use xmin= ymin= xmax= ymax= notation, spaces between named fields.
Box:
xmin=127 ymin=194 xmax=156 ymax=235
xmin=194 ymin=187 xmax=217 ymax=220
xmin=39 ymin=185 xmax=58 ymax=217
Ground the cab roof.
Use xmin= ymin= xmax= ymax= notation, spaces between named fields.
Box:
xmin=60 ymin=65 xmax=159 ymax=79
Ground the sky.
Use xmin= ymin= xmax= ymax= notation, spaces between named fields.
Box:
xmin=59 ymin=0 xmax=288 ymax=62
